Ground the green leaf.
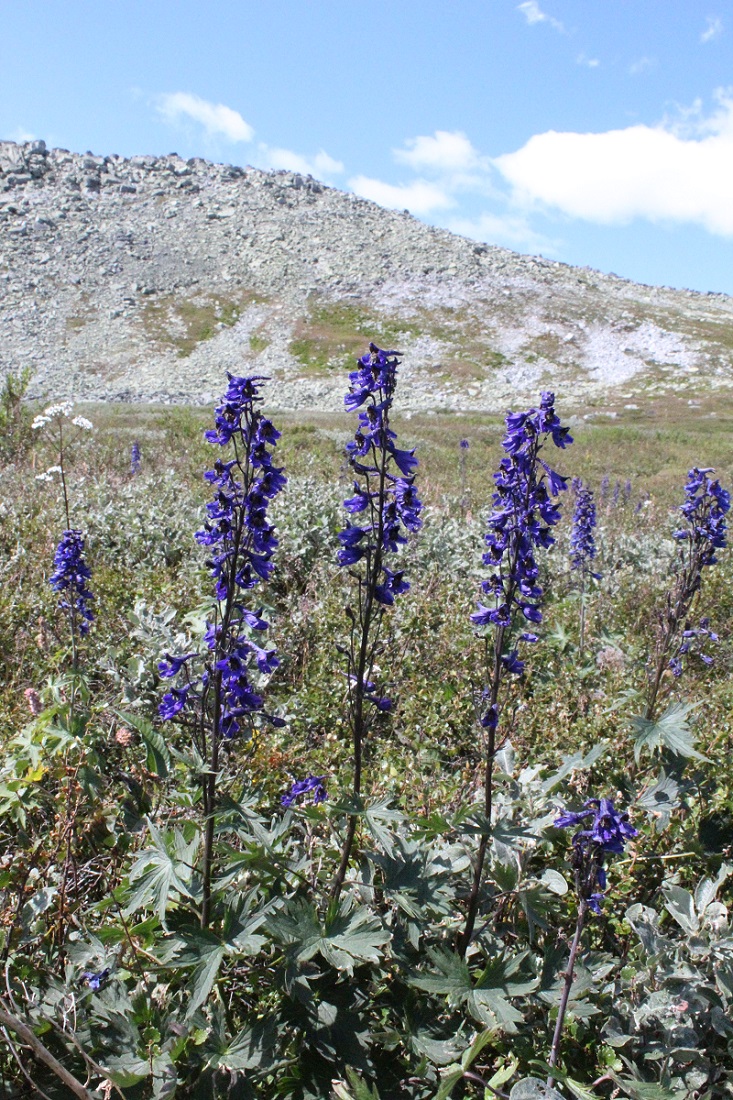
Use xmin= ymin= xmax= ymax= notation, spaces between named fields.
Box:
xmin=123 ymin=821 xmax=196 ymax=925
xmin=271 ymin=897 xmax=389 ymax=974
xmin=363 ymin=797 xmax=403 ymax=857
xmin=118 ymin=710 xmax=171 ymax=777
xmin=214 ymin=1018 xmax=276 ymax=1072
xmin=662 ymin=883 xmax=699 ymax=934
xmin=460 ymin=1027 xmax=495 ymax=1070
xmin=510 ymin=1080 xmax=564 ymax=1100
xmin=433 ymin=1067 xmax=465 ymax=1100
xmin=411 ymin=1031 xmax=465 ymax=1067
xmin=540 ymin=870 xmax=569 ymax=896
xmin=630 ymin=702 xmax=707 ymax=762
xmin=635 ymin=770 xmax=679 ymax=831
xmin=344 ymin=1068 xmax=381 ymax=1100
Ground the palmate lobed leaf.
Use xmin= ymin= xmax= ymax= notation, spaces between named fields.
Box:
xmin=411 ymin=947 xmax=537 ymax=1032
xmin=123 ymin=820 xmax=199 ymax=925
xmin=270 ymin=896 xmax=389 ymax=974
xmin=630 ymin=701 xmax=708 ymax=763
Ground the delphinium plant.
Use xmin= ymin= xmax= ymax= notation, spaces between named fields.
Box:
xmin=158 ymin=373 xmax=286 ymax=927
xmin=331 ymin=343 xmax=422 ymax=899
xmin=29 ymin=402 xmax=95 ymax=946
xmin=569 ymin=478 xmax=599 ymax=654
xmin=130 ymin=439 xmax=141 ymax=474
xmin=548 ymin=797 xmax=638 ymax=1087
xmin=32 ymin=402 xmax=95 ymax=672
xmin=459 ymin=392 xmax=572 ymax=954
xmin=642 ymin=467 xmax=729 ymax=725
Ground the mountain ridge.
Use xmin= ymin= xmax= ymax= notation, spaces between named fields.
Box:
xmin=2 ymin=138 xmax=733 ymax=410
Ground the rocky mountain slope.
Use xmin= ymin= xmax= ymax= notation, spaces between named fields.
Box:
xmin=2 ymin=138 xmax=733 ymax=411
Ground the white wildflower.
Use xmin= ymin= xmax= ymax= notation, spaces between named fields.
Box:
xmin=35 ymin=465 xmax=62 ymax=482
xmin=42 ymin=401 xmax=74 ymax=419
xmin=31 ymin=415 xmax=51 ymax=430
xmin=72 ymin=416 xmax=93 ymax=431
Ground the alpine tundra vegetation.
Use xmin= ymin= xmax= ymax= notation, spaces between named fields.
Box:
xmin=0 ymin=345 xmax=732 ymax=1099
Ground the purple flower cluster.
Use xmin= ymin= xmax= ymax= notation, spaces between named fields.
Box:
xmin=81 ymin=967 xmax=111 ymax=991
xmin=673 ymin=467 xmax=730 ymax=566
xmin=281 ymin=775 xmax=328 ymax=808
xmin=130 ymin=440 xmax=141 ymax=475
xmin=669 ymin=617 xmax=719 ymax=677
xmin=337 ymin=345 xmax=422 ymax=591
xmin=470 ymin=393 xmax=572 ymax=690
xmin=159 ymin=375 xmax=286 ymax=738
xmin=570 ymin=479 xmax=600 ymax=577
xmin=49 ymin=529 xmax=94 ymax=635
xmin=555 ymin=797 xmax=638 ymax=913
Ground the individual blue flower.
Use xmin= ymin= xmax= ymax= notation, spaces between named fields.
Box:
xmin=81 ymin=967 xmax=111 ymax=991
xmin=130 ymin=440 xmax=141 ymax=474
xmin=158 ymin=652 xmax=198 ymax=678
xmin=49 ymin=529 xmax=94 ymax=635
xmin=281 ymin=775 xmax=328 ymax=808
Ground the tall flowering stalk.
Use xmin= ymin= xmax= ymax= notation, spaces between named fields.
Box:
xmin=548 ymin=798 xmax=638 ymax=1086
xmin=32 ymin=403 xmax=95 ymax=668
xmin=331 ymin=344 xmax=422 ymax=900
xmin=459 ymin=438 xmax=470 ymax=514
xmin=644 ymin=467 xmax=729 ymax=721
xmin=158 ymin=374 xmax=286 ymax=928
xmin=458 ymin=392 xmax=572 ymax=954
xmin=569 ymin=479 xmax=599 ymax=654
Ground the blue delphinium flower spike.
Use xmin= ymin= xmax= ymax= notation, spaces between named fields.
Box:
xmin=281 ymin=775 xmax=328 ymax=807
xmin=49 ymin=529 xmax=94 ymax=635
xmin=555 ymin=797 xmax=638 ymax=911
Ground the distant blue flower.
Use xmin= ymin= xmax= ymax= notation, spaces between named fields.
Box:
xmin=281 ymin=775 xmax=328 ymax=807
xmin=460 ymin=439 xmax=470 ymax=450
xmin=49 ymin=529 xmax=94 ymax=635
xmin=570 ymin=480 xmax=600 ymax=578
xmin=130 ymin=440 xmax=141 ymax=474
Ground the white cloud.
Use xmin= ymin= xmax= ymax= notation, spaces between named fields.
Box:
xmin=348 ymin=175 xmax=455 ymax=214
xmin=494 ymin=92 xmax=733 ymax=236
xmin=517 ymin=1 xmax=564 ymax=32
xmin=629 ymin=56 xmax=655 ymax=75
xmin=576 ymin=53 xmax=600 ymax=68
xmin=157 ymin=92 xmax=254 ymax=143
xmin=393 ymin=130 xmax=482 ymax=174
xmin=447 ymin=211 xmax=559 ymax=255
xmin=262 ymin=146 xmax=344 ymax=178
xmin=701 ymin=15 xmax=723 ymax=42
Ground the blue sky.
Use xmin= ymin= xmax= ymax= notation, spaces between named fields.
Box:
xmin=3 ymin=1 xmax=733 ymax=294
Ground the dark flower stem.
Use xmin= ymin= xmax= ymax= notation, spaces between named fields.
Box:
xmin=331 ymin=433 xmax=387 ymax=901
xmin=547 ymin=898 xmax=587 ymax=1088
xmin=458 ymin=469 xmax=530 ymax=955
xmin=201 ymin=434 xmax=250 ymax=929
